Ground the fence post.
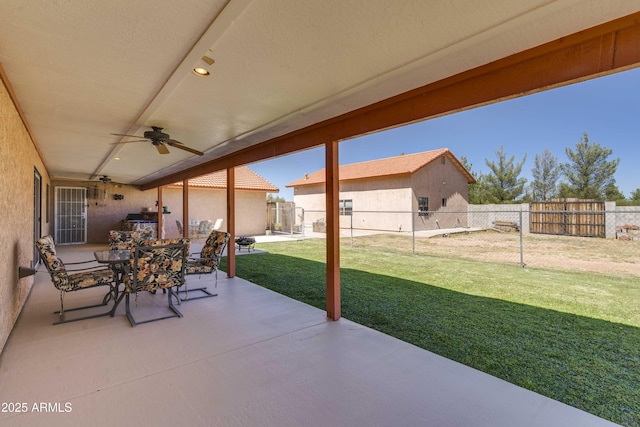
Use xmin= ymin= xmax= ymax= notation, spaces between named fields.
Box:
xmin=350 ymin=213 xmax=353 ymax=248
xmin=605 ymin=201 xmax=616 ymax=239
xmin=412 ymin=211 xmax=415 ymax=254
xmin=519 ymin=210 xmax=524 ymax=267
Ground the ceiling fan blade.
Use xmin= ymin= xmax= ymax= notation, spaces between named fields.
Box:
xmin=156 ymin=144 xmax=170 ymax=154
xmin=163 ymin=138 xmax=204 ymax=156
xmin=168 ymin=143 xmax=204 ymax=156
xmin=163 ymin=138 xmax=185 ymax=145
xmin=111 ymin=139 xmax=149 ymax=144
xmin=110 ymin=133 xmax=145 ymax=139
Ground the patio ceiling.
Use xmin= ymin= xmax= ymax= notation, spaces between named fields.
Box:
xmin=1 ymin=1 xmax=640 ymax=187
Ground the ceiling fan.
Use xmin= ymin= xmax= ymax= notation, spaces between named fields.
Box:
xmin=111 ymin=126 xmax=204 ymax=156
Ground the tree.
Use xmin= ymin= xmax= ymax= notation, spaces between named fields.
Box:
xmin=484 ymin=146 xmax=527 ymax=203
xmin=631 ymin=188 xmax=640 ymax=201
xmin=460 ymin=156 xmax=493 ymax=204
xmin=530 ymin=149 xmax=560 ymax=200
xmin=560 ymin=132 xmax=620 ymax=199
xmin=604 ymin=184 xmax=625 ymax=201
xmin=519 ymin=184 xmax=535 ymax=203
xmin=266 ymin=193 xmax=286 ymax=203
xmin=556 ymin=182 xmax=573 ymax=199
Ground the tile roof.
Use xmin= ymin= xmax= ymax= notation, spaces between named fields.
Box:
xmin=286 ymin=148 xmax=475 ymax=187
xmin=170 ymin=166 xmax=278 ymax=192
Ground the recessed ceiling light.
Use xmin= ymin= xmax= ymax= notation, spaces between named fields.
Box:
xmin=114 ymin=157 xmax=120 ymax=160
xmin=193 ymin=67 xmax=210 ymax=76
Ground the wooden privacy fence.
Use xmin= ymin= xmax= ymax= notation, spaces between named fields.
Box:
xmin=530 ymin=199 xmax=605 ymax=238
xmin=266 ymin=202 xmax=298 ymax=233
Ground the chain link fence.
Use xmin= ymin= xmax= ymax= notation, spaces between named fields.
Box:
xmin=277 ymin=206 xmax=640 ymax=277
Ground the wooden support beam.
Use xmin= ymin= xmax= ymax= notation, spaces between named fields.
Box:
xmin=182 ymin=180 xmax=189 ymax=238
xmin=325 ymin=141 xmax=341 ymax=320
xmin=157 ymin=186 xmax=163 ymax=239
xmin=141 ymin=12 xmax=640 ymax=191
xmin=226 ymin=167 xmax=236 ymax=278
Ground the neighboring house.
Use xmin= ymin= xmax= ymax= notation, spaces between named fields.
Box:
xmin=167 ymin=166 xmax=279 ymax=237
xmin=286 ymin=148 xmax=475 ymax=232
xmin=52 ymin=166 xmax=278 ymax=244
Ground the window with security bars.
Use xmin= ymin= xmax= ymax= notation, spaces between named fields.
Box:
xmin=418 ymin=197 xmax=429 ymax=216
xmin=339 ymin=199 xmax=353 ymax=216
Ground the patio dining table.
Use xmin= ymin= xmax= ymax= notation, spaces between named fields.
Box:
xmin=94 ymin=249 xmax=130 ymax=265
xmin=94 ymin=249 xmax=130 ymax=303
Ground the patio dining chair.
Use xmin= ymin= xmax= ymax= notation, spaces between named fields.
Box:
xmin=108 ymin=229 xmax=154 ymax=250
xmin=108 ymin=229 xmax=155 ymax=276
xmin=178 ymin=230 xmax=230 ymax=301
xmin=197 ymin=220 xmax=214 ymax=238
xmin=110 ymin=238 xmax=190 ymax=327
xmin=35 ymin=235 xmax=118 ymax=325
xmin=177 ymin=220 xmax=199 ymax=238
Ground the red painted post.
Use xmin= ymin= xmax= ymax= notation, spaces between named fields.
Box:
xmin=325 ymin=141 xmax=341 ymax=320
xmin=226 ymin=167 xmax=236 ymax=278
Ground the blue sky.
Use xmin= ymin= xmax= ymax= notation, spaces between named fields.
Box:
xmin=250 ymin=67 xmax=640 ymax=201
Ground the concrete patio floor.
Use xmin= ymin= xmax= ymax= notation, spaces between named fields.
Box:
xmin=0 ymin=244 xmax=617 ymax=427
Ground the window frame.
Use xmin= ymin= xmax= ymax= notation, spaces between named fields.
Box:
xmin=339 ymin=199 xmax=353 ymax=216
xmin=418 ymin=196 xmax=429 ymax=216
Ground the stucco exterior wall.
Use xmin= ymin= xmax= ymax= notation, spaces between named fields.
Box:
xmin=52 ymin=180 xmax=158 ymax=244
xmin=293 ymin=178 xmax=414 ymax=232
xmin=0 ymin=77 xmax=51 ymax=353
xmin=411 ymin=156 xmax=470 ymax=230
xmin=292 ymin=184 xmax=327 ymax=230
xmin=50 ymin=181 xmax=267 ymax=243
xmin=339 ymin=176 xmax=413 ymax=231
xmin=292 ymin=155 xmax=470 ymax=232
xmin=162 ymin=188 xmax=267 ymax=237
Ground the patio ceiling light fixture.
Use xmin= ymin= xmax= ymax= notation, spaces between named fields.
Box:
xmin=193 ymin=67 xmax=210 ymax=76
xmin=193 ymin=55 xmax=214 ymax=77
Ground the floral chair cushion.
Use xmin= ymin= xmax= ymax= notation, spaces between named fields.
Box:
xmin=109 ymin=229 xmax=153 ymax=250
xmin=186 ymin=231 xmax=230 ymax=274
xmin=108 ymin=229 xmax=154 ymax=250
xmin=109 ymin=230 xmax=156 ymax=274
xmin=123 ymin=238 xmax=190 ymax=293
xmin=35 ymin=235 xmax=115 ymax=292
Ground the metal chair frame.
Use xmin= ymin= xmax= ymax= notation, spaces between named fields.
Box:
xmin=36 ymin=236 xmax=117 ymax=325
xmin=178 ymin=231 xmax=230 ymax=301
xmin=110 ymin=241 xmax=188 ymax=327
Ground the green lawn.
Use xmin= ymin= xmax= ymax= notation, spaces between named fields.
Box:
xmin=221 ymin=238 xmax=640 ymax=426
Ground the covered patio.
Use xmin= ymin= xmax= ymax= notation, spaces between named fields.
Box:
xmin=0 ymin=243 xmax=615 ymax=426
xmin=2 ymin=2 xmax=640 ymax=425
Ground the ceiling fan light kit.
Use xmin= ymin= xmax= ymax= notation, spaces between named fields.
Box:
xmin=143 ymin=127 xmax=170 ymax=140
xmin=111 ymin=126 xmax=204 ymax=156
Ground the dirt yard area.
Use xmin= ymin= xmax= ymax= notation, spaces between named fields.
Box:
xmin=346 ymin=231 xmax=640 ymax=278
